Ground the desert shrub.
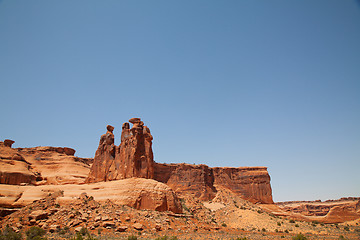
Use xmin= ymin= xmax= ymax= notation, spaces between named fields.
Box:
xmin=26 ymin=226 xmax=46 ymax=240
xmin=70 ymin=232 xmax=96 ymax=240
xmin=154 ymin=236 xmax=178 ymax=240
xmin=284 ymin=230 xmax=289 ymax=233
xmin=79 ymin=227 xmax=88 ymax=236
xmin=257 ymin=210 xmax=262 ymax=214
xmin=275 ymin=229 xmax=278 ymax=232
xmin=289 ymin=219 xmax=295 ymax=223
xmin=338 ymin=235 xmax=347 ymax=240
xmin=0 ymin=226 xmax=22 ymax=240
xmin=127 ymin=235 xmax=138 ymax=240
xmin=344 ymin=226 xmax=350 ymax=231
xmin=295 ymin=224 xmax=299 ymax=227
xmin=277 ymin=222 xmax=281 ymax=226
xmin=292 ymin=233 xmax=307 ymax=240
xmin=262 ymin=228 xmax=266 ymax=232
xmin=222 ymin=223 xmax=227 ymax=227
xmin=236 ymin=237 xmax=248 ymax=240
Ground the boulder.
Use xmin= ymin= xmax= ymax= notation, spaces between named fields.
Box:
xmin=133 ymin=223 xmax=143 ymax=230
xmin=29 ymin=210 xmax=48 ymax=221
xmin=116 ymin=226 xmax=128 ymax=232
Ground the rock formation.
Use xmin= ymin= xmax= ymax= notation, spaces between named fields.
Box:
xmin=0 ymin=178 xmax=182 ymax=213
xmin=276 ymin=198 xmax=360 ymax=223
xmin=3 ymin=139 xmax=15 ymax=148
xmin=0 ymin=140 xmax=92 ymax=185
xmin=86 ymin=118 xmax=274 ymax=204
xmin=213 ymin=167 xmax=273 ymax=204
xmin=86 ymin=119 xmax=154 ymax=183
xmin=154 ymin=163 xmax=273 ymax=204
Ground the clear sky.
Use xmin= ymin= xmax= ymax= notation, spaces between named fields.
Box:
xmin=1 ymin=1 xmax=359 ymax=202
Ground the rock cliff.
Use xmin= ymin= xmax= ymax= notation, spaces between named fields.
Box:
xmin=154 ymin=163 xmax=273 ymax=204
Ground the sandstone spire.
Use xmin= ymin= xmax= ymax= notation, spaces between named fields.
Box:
xmin=86 ymin=119 xmax=154 ymax=183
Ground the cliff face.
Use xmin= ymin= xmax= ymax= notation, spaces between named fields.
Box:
xmin=213 ymin=167 xmax=273 ymax=204
xmin=154 ymin=163 xmax=217 ymax=201
xmin=154 ymin=163 xmax=273 ymax=204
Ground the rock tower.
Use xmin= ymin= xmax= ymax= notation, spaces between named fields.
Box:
xmin=86 ymin=118 xmax=154 ymax=183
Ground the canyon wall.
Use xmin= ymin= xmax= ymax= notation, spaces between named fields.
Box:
xmin=154 ymin=163 xmax=273 ymax=203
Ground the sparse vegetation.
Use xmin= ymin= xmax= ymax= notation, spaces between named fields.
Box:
xmin=26 ymin=226 xmax=46 ymax=240
xmin=292 ymin=233 xmax=307 ymax=240
xmin=127 ymin=235 xmax=138 ymax=240
xmin=295 ymin=224 xmax=299 ymax=227
xmin=235 ymin=237 xmax=248 ymax=240
xmin=222 ymin=223 xmax=227 ymax=227
xmin=154 ymin=236 xmax=178 ymax=240
xmin=289 ymin=219 xmax=295 ymax=223
xmin=338 ymin=235 xmax=347 ymax=240
xmin=344 ymin=226 xmax=350 ymax=231
xmin=0 ymin=226 xmax=22 ymax=240
xmin=277 ymin=222 xmax=281 ymax=226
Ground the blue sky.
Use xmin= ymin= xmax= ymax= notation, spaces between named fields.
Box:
xmin=1 ymin=1 xmax=359 ymax=202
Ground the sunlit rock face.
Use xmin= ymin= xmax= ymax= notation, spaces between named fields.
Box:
xmin=86 ymin=118 xmax=154 ymax=183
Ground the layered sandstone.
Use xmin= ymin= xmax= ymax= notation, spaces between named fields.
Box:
xmin=276 ymin=198 xmax=360 ymax=223
xmin=0 ymin=140 xmax=92 ymax=186
xmin=154 ymin=163 xmax=217 ymax=201
xmin=154 ymin=163 xmax=273 ymax=203
xmin=0 ymin=141 xmax=37 ymax=185
xmin=213 ymin=167 xmax=273 ymax=204
xmin=0 ymin=178 xmax=182 ymax=213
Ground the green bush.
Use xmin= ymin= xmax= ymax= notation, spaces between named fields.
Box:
xmin=154 ymin=236 xmax=178 ymax=240
xmin=26 ymin=226 xmax=46 ymax=240
xmin=344 ymin=226 xmax=350 ymax=231
xmin=295 ymin=224 xmax=299 ymax=227
xmin=221 ymin=223 xmax=227 ymax=227
xmin=127 ymin=235 xmax=138 ymax=240
xmin=0 ymin=226 xmax=22 ymax=240
xmin=277 ymin=222 xmax=281 ymax=226
xmin=71 ymin=232 xmax=97 ymax=240
xmin=292 ymin=233 xmax=307 ymax=240
xmin=236 ymin=237 xmax=248 ymax=240
xmin=79 ymin=227 xmax=88 ymax=236
xmin=289 ymin=219 xmax=295 ymax=223
xmin=338 ymin=235 xmax=347 ymax=240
